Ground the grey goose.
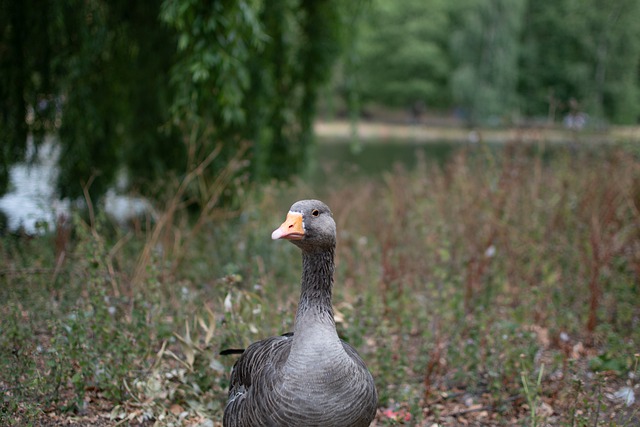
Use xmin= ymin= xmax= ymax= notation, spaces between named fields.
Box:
xmin=222 ymin=199 xmax=378 ymax=426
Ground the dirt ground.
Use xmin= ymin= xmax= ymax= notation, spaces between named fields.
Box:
xmin=314 ymin=120 xmax=640 ymax=144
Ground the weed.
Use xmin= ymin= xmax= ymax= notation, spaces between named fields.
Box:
xmin=1 ymin=143 xmax=640 ymax=425
xmin=521 ymin=360 xmax=545 ymax=427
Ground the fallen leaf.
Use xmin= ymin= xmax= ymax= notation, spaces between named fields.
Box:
xmin=606 ymin=386 xmax=635 ymax=407
xmin=571 ymin=342 xmax=584 ymax=359
xmin=538 ymin=401 xmax=554 ymax=417
xmin=170 ymin=404 xmax=184 ymax=415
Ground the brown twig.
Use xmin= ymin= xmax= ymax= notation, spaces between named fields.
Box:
xmin=443 ymin=395 xmax=521 ymax=417
xmin=0 ymin=268 xmax=57 ymax=276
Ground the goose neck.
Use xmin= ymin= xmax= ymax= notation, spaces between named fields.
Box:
xmin=295 ymin=247 xmax=335 ymax=327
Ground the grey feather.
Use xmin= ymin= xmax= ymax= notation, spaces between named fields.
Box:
xmin=223 ymin=200 xmax=378 ymax=427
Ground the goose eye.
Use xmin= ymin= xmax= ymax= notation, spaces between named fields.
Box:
xmin=311 ymin=209 xmax=320 ymax=217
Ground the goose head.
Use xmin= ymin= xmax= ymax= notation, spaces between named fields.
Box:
xmin=271 ymin=200 xmax=336 ymax=252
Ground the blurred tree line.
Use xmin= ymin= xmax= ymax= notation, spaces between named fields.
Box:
xmin=1 ymin=0 xmax=640 ymax=199
xmin=355 ymin=0 xmax=640 ymax=125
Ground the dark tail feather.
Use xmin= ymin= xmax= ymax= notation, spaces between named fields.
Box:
xmin=220 ymin=333 xmax=292 ymax=356
xmin=220 ymin=348 xmax=245 ymax=356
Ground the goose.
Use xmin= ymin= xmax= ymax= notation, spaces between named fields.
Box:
xmin=222 ymin=199 xmax=378 ymax=427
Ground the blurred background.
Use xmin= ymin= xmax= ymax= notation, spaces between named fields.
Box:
xmin=1 ymin=0 xmax=639 ymax=425
xmin=2 ymin=0 xmax=640 ymax=222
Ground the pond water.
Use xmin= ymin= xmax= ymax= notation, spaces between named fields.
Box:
xmin=315 ymin=140 xmax=464 ymax=176
xmin=311 ymin=138 xmax=550 ymax=184
xmin=0 ymin=138 xmax=154 ymax=234
xmin=0 ymin=138 xmax=68 ymax=234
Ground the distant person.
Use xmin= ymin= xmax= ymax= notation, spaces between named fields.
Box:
xmin=410 ymin=100 xmax=425 ymax=124
xmin=563 ymin=97 xmax=587 ymax=130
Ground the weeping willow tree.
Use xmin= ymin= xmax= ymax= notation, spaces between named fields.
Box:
xmin=0 ymin=0 xmax=347 ymax=200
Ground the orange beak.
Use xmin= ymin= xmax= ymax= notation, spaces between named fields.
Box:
xmin=271 ymin=212 xmax=304 ymax=240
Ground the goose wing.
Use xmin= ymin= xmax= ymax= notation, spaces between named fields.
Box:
xmin=224 ymin=333 xmax=370 ymax=388
xmin=341 ymin=339 xmax=378 ymax=420
xmin=224 ymin=333 xmax=293 ymax=425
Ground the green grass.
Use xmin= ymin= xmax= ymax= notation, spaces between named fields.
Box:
xmin=1 ymin=142 xmax=639 ymax=425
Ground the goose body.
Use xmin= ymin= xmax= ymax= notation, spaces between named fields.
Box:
xmin=223 ymin=200 xmax=377 ymax=427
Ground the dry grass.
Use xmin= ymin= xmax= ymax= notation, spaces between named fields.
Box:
xmin=324 ymin=144 xmax=640 ymax=425
xmin=1 ymin=141 xmax=639 ymax=426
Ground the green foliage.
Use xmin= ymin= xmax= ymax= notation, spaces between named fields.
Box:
xmin=521 ymin=362 xmax=545 ymax=427
xmin=1 ymin=0 xmax=347 ymax=200
xmin=520 ymin=0 xmax=640 ymax=124
xmin=240 ymin=0 xmax=347 ymax=180
xmin=53 ymin=0 xmax=178 ymax=200
xmin=52 ymin=215 xmax=153 ymax=406
xmin=160 ymin=0 xmax=263 ymax=129
xmin=450 ymin=0 xmax=527 ymax=124
xmin=0 ymin=212 xmax=173 ymax=419
xmin=347 ymin=0 xmax=640 ymax=125
xmin=357 ymin=0 xmax=451 ymax=108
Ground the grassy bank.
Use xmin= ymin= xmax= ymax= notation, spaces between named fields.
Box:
xmin=1 ymin=143 xmax=639 ymax=426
